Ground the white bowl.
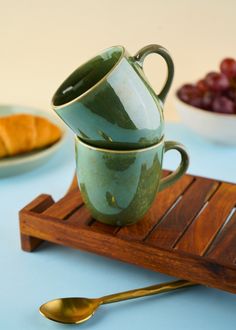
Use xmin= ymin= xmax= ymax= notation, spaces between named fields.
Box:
xmin=175 ymin=96 xmax=236 ymax=145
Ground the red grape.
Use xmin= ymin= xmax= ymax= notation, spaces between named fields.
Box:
xmin=177 ymin=57 xmax=236 ymax=115
xmin=224 ymin=87 xmax=236 ymax=103
xmin=205 ymin=72 xmax=229 ymax=92
xmin=177 ymin=84 xmax=196 ymax=102
xmin=202 ymin=92 xmax=214 ymax=110
xmin=196 ymin=79 xmax=208 ymax=92
xmin=220 ymin=58 xmax=236 ymax=79
xmin=230 ymin=77 xmax=236 ymax=88
xmin=188 ymin=97 xmax=203 ymax=108
xmin=177 ymin=84 xmax=202 ymax=107
xmin=212 ymin=96 xmax=235 ymax=114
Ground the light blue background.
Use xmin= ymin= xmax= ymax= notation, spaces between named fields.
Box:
xmin=0 ymin=122 xmax=236 ymax=330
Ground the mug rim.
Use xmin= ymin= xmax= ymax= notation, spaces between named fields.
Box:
xmin=52 ymin=45 xmax=125 ymax=110
xmin=75 ymin=136 xmax=164 ymax=153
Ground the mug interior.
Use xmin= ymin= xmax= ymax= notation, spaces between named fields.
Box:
xmin=52 ymin=46 xmax=124 ymax=107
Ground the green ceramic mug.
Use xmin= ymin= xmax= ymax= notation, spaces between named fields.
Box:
xmin=75 ymin=137 xmax=189 ymax=226
xmin=52 ymin=44 xmax=174 ymax=149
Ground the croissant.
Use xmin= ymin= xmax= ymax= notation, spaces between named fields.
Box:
xmin=0 ymin=114 xmax=62 ymax=158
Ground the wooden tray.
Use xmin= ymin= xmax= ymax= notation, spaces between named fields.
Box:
xmin=19 ymin=171 xmax=236 ymax=294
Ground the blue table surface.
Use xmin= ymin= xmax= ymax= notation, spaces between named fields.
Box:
xmin=1 ymin=122 xmax=236 ymax=330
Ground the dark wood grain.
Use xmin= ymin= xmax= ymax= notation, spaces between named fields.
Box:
xmin=90 ymin=220 xmax=119 ymax=234
xmin=21 ymin=194 xmax=54 ymax=213
xmin=117 ymin=174 xmax=194 ymax=241
xmin=66 ymin=205 xmax=92 ymax=227
xmin=19 ymin=194 xmax=54 ymax=251
xmin=175 ymin=183 xmax=236 ymax=256
xmin=19 ymin=172 xmax=236 ymax=294
xmin=20 ymin=210 xmax=236 ymax=293
xmin=206 ymin=209 xmax=236 ymax=265
xmin=43 ymin=190 xmax=83 ymax=219
xmin=20 ymin=233 xmax=44 ymax=252
xmin=146 ymin=178 xmax=219 ymax=249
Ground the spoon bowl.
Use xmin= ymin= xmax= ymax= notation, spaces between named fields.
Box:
xmin=40 ymin=297 xmax=101 ymax=324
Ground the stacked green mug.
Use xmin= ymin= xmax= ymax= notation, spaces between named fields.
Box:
xmin=52 ymin=45 xmax=189 ymax=226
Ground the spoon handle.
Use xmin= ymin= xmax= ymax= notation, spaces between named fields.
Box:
xmin=100 ymin=280 xmax=197 ymax=305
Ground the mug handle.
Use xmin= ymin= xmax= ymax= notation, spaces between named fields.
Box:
xmin=159 ymin=141 xmax=189 ymax=191
xmin=133 ymin=44 xmax=174 ymax=104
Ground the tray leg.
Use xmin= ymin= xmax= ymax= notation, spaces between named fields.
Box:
xmin=19 ymin=194 xmax=55 ymax=252
xmin=20 ymin=233 xmax=44 ymax=252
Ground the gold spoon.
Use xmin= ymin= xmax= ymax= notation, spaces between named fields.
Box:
xmin=39 ymin=279 xmax=196 ymax=324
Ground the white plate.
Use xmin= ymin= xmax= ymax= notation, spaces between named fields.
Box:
xmin=0 ymin=104 xmax=67 ymax=177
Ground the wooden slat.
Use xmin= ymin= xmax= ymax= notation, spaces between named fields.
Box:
xmin=175 ymin=183 xmax=236 ymax=256
xmin=43 ymin=190 xmax=83 ymax=219
xmin=90 ymin=220 xmax=119 ymax=234
xmin=117 ymin=175 xmax=194 ymax=241
xmin=67 ymin=204 xmax=121 ymax=234
xmin=66 ymin=205 xmax=92 ymax=227
xmin=20 ymin=194 xmax=54 ymax=213
xmin=206 ymin=209 xmax=236 ymax=265
xmin=146 ymin=178 xmax=219 ymax=249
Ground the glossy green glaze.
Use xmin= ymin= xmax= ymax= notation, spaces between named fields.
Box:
xmin=75 ymin=138 xmax=189 ymax=226
xmin=52 ymin=45 xmax=174 ymax=149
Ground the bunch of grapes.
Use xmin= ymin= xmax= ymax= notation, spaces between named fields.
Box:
xmin=177 ymin=58 xmax=236 ymax=114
